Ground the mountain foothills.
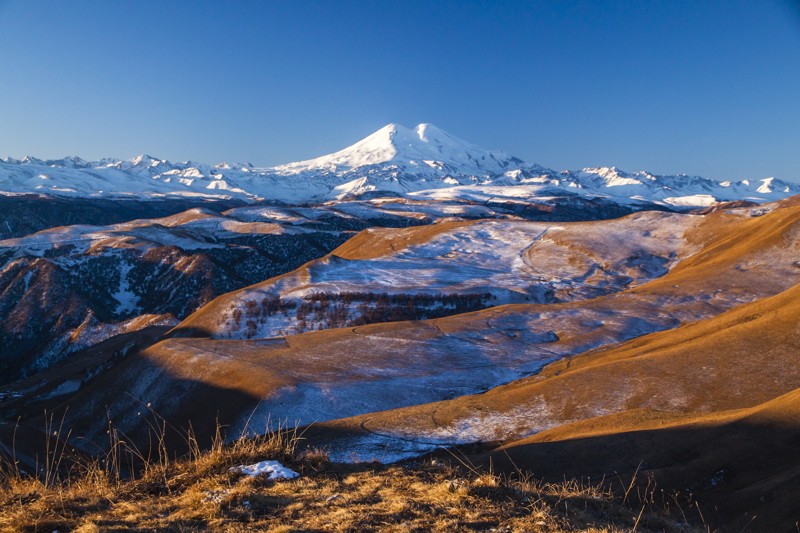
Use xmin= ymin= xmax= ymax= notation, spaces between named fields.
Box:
xmin=2 ymin=123 xmax=798 ymax=208
xmin=1 ymin=125 xmax=800 ymax=530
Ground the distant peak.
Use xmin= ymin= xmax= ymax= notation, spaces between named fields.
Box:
xmin=21 ymin=155 xmax=44 ymax=165
xmin=131 ymin=154 xmax=158 ymax=164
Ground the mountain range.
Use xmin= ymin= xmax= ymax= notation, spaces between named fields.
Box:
xmin=2 ymin=123 xmax=797 ymax=207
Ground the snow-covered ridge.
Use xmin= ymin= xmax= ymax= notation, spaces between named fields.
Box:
xmin=2 ymin=123 xmax=797 ymax=207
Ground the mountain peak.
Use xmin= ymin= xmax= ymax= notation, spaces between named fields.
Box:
xmin=21 ymin=155 xmax=45 ymax=165
xmin=130 ymin=154 xmax=162 ymax=166
xmin=273 ymin=122 xmax=522 ymax=176
xmin=373 ymin=122 xmax=446 ymax=140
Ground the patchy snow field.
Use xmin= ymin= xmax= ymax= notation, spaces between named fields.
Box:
xmin=211 ymin=211 xmax=703 ymax=339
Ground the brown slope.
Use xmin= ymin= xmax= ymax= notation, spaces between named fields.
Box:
xmin=330 ymin=218 xmax=475 ymax=259
xmin=316 ymin=277 xmax=800 ymax=443
xmin=481 ymin=388 xmax=800 ymax=532
xmin=298 ymin=254 xmax=800 ymax=529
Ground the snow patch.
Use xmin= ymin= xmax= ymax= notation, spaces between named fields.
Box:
xmin=42 ymin=380 xmax=81 ymax=399
xmin=113 ymin=261 xmax=140 ymax=315
xmin=230 ymin=460 xmax=299 ymax=479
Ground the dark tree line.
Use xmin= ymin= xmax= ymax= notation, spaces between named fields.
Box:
xmin=227 ymin=291 xmax=495 ymax=338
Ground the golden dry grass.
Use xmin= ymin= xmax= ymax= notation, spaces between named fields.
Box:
xmin=0 ymin=425 xmax=702 ymax=532
xmin=330 ymin=219 xmax=475 ymax=260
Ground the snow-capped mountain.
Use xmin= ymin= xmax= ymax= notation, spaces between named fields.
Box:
xmin=274 ymin=123 xmax=524 ymax=176
xmin=1 ymin=123 xmax=797 ymax=207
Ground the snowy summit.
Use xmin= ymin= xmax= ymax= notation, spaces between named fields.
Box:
xmin=275 ymin=123 xmax=522 ymax=176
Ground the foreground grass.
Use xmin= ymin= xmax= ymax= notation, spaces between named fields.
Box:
xmin=0 ymin=427 xmax=703 ymax=532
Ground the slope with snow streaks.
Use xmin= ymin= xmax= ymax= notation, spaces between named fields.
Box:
xmin=0 ymin=208 xmax=351 ymax=381
xmin=303 ymin=201 xmax=800 ymax=460
xmin=4 ymin=196 xmax=613 ymax=381
xmin=176 ymin=211 xmax=703 ymax=339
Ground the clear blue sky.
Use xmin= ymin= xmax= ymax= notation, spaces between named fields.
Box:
xmin=1 ymin=0 xmax=798 ymax=181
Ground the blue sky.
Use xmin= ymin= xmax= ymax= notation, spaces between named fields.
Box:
xmin=1 ymin=0 xmax=798 ymax=181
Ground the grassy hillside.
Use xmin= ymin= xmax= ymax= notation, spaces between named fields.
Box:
xmin=0 ymin=426 xmax=706 ymax=532
xmin=484 ymin=388 xmax=800 ymax=532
